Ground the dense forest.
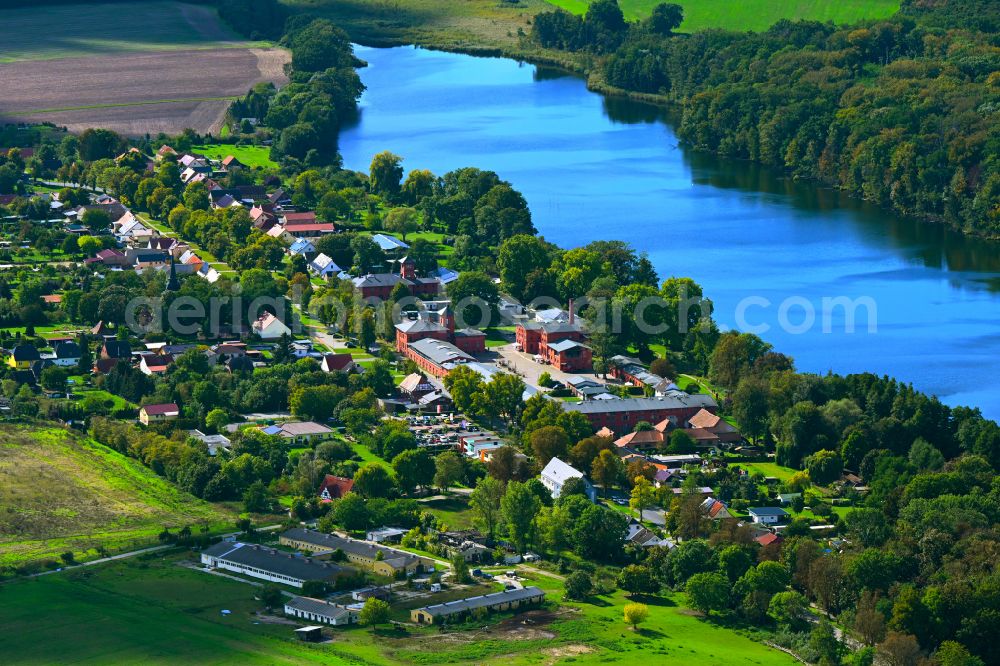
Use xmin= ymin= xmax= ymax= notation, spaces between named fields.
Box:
xmin=532 ymin=0 xmax=1000 ymax=238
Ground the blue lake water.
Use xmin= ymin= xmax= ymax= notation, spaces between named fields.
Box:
xmin=338 ymin=45 xmax=1000 ymax=419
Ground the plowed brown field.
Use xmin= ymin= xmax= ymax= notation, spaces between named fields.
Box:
xmin=0 ymin=2 xmax=288 ymax=135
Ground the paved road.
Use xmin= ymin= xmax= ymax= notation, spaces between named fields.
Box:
xmin=19 ymin=544 xmax=172 ymax=579
xmin=36 ymin=180 xmax=105 ymax=193
xmin=494 ymin=343 xmax=614 ymax=391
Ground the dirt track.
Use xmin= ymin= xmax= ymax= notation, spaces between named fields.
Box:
xmin=0 ymin=48 xmax=289 ymax=135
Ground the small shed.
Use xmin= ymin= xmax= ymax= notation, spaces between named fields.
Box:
xmin=294 ymin=626 xmax=324 ymax=642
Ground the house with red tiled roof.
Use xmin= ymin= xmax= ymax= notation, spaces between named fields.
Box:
xmin=139 ymin=353 xmax=173 ymax=376
xmin=614 ymin=429 xmax=664 ymax=451
xmin=318 ymin=474 xmax=354 ymax=501
xmin=755 ymin=532 xmax=783 ymax=547
xmin=321 ymin=353 xmax=356 ymax=374
xmin=139 ymin=403 xmax=180 ymax=425
xmin=700 ymin=497 xmax=732 ymax=520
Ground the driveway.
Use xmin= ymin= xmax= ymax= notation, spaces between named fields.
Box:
xmin=494 ymin=344 xmax=613 ymax=391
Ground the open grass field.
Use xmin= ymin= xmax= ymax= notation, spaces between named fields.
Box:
xmin=0 ymin=426 xmax=231 ymax=569
xmin=0 ymin=554 xmax=797 ymax=665
xmin=281 ymin=0 xmax=551 ymax=50
xmin=192 ymin=143 xmax=279 ymax=169
xmin=0 ymin=2 xmax=289 ymax=135
xmin=545 ymin=0 xmax=900 ymax=31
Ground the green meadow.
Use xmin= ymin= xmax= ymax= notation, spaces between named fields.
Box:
xmin=0 ymin=426 xmax=231 ymax=570
xmin=544 ymin=0 xmax=900 ymax=32
xmin=0 ymin=1 xmax=268 ymax=63
xmin=192 ymin=144 xmax=279 ymax=169
xmin=0 ymin=555 xmax=798 ymax=665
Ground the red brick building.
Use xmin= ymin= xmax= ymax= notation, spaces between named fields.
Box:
xmin=564 ymin=395 xmax=719 ymax=434
xmin=404 ymin=338 xmax=475 ymax=377
xmin=395 ymin=305 xmax=485 ymax=356
xmin=516 ymin=321 xmax=591 ymax=372
xmin=352 ymin=260 xmax=441 ymax=300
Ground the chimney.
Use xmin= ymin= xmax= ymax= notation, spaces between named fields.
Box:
xmin=568 ymin=299 xmax=574 ymax=325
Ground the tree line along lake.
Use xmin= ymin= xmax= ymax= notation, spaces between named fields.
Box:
xmin=337 ymin=45 xmax=1000 ymax=420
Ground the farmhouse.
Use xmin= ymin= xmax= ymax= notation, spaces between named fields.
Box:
xmin=410 ymin=586 xmax=545 ymax=624
xmin=200 ymin=542 xmax=345 ymax=588
xmin=284 ymin=596 xmax=359 ymax=626
xmin=278 ymin=528 xmax=424 ymax=577
xmin=139 ymin=403 xmax=180 ymax=425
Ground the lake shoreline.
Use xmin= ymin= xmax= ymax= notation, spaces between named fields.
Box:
xmin=344 ymin=36 xmax=990 ymax=242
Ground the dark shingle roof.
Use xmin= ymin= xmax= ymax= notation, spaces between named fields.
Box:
xmin=202 ymin=542 xmax=344 ymax=582
xmin=418 ymin=586 xmax=545 ymax=618
xmin=281 ymin=528 xmax=418 ymax=568
xmin=11 ymin=345 xmax=40 ymax=362
xmin=563 ymin=395 xmax=718 ymax=415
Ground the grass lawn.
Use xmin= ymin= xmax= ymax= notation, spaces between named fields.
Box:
xmin=545 ymin=0 xmax=899 ymax=31
xmin=0 ymin=426 xmax=232 ymax=570
xmin=192 ymin=143 xmax=279 ymax=169
xmin=282 ymin=0 xmax=552 ymax=52
xmin=500 ymin=567 xmax=798 ymax=666
xmin=0 ymin=556 xmax=379 ymax=665
xmin=350 ymin=439 xmax=392 ymax=469
xmin=0 ymin=1 xmax=271 ymax=63
xmin=735 ymin=461 xmax=799 ymax=483
xmin=0 ymin=550 xmax=799 ymax=665
xmin=420 ymin=496 xmax=475 ymax=531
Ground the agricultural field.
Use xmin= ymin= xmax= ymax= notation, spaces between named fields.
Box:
xmin=544 ymin=0 xmax=900 ymax=31
xmin=0 ymin=2 xmax=289 ymax=135
xmin=0 ymin=426 xmax=231 ymax=570
xmin=0 ymin=554 xmax=797 ymax=665
xmin=280 ymin=0 xmax=552 ymax=51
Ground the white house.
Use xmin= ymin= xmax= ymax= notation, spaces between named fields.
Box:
xmin=539 ymin=457 xmax=597 ymax=502
xmin=252 ymin=312 xmax=291 ymax=339
xmin=284 ymin=596 xmax=359 ymax=626
xmin=747 ymin=506 xmax=790 ymax=525
xmin=289 ymin=238 xmax=315 ymax=257
xmin=197 ymin=262 xmax=221 ymax=283
xmin=187 ymin=429 xmax=232 ymax=456
xmin=308 ymin=253 xmax=341 ymax=278
xmin=200 ymin=542 xmax=343 ymax=588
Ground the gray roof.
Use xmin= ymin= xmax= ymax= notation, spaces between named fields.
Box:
xmin=748 ymin=507 xmax=790 ymax=517
xmin=546 ymin=339 xmax=588 ymax=353
xmin=563 ymin=394 xmax=717 ymax=415
xmin=284 ymin=596 xmax=353 ymax=620
xmin=407 ymin=338 xmax=474 ymax=367
xmin=418 ymin=586 xmax=545 ymax=618
xmin=202 ymin=542 xmax=344 ymax=582
xmin=396 ymin=318 xmax=447 ymax=334
xmin=352 ymin=273 xmax=405 ymax=288
xmin=281 ymin=528 xmax=419 ymax=568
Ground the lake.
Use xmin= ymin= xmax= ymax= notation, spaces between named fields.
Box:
xmin=338 ymin=45 xmax=1000 ymax=419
